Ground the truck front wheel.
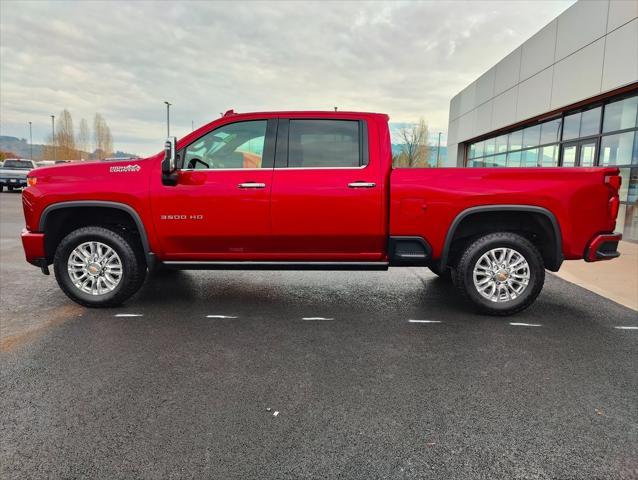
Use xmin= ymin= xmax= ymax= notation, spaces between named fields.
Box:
xmin=453 ymin=232 xmax=545 ymax=316
xmin=53 ymin=226 xmax=146 ymax=308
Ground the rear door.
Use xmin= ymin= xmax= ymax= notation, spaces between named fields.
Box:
xmin=270 ymin=117 xmax=386 ymax=260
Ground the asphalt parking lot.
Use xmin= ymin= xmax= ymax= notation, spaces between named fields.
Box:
xmin=1 ymin=192 xmax=637 ymax=480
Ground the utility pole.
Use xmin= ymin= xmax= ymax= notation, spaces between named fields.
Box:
xmin=436 ymin=131 xmax=442 ymax=167
xmin=164 ymin=101 xmax=171 ymax=137
xmin=51 ymin=115 xmax=56 ymax=162
xmin=28 ymin=122 xmax=33 ymax=160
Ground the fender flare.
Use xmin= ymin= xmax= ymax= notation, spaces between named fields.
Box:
xmin=39 ymin=200 xmax=154 ymax=264
xmin=439 ymin=205 xmax=563 ymax=271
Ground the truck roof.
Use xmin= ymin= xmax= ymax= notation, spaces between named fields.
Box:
xmin=219 ymin=110 xmax=389 ymax=120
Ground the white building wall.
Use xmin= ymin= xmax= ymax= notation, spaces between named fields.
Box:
xmin=446 ymin=0 xmax=638 ymax=167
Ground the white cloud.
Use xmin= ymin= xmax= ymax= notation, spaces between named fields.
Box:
xmin=0 ymin=0 xmax=574 ymax=155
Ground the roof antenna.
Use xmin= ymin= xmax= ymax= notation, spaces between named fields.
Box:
xmin=334 ymin=106 xmax=338 ymax=112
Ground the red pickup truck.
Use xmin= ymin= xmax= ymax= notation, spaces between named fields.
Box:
xmin=21 ymin=110 xmax=622 ymax=315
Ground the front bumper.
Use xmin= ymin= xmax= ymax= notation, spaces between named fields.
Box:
xmin=21 ymin=229 xmax=46 ymax=266
xmin=584 ymin=232 xmax=622 ymax=262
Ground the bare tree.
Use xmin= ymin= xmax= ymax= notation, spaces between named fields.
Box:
xmin=54 ymin=109 xmax=76 ymax=160
xmin=93 ymin=113 xmax=113 ymax=158
xmin=394 ymin=118 xmax=432 ymax=168
xmin=76 ymin=118 xmax=90 ymax=159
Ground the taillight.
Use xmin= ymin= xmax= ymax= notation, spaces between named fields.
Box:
xmin=605 ymin=174 xmax=621 ymax=223
xmin=609 ymin=196 xmax=619 ymax=220
xmin=605 ymin=174 xmax=621 ymax=191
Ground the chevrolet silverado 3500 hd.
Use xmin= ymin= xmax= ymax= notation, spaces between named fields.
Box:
xmin=20 ymin=110 xmax=622 ymax=315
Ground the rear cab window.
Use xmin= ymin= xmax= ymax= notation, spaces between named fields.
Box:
xmin=278 ymin=119 xmax=368 ymax=168
xmin=3 ymin=160 xmax=34 ymax=169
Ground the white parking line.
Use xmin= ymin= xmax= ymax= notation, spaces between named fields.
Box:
xmin=206 ymin=315 xmax=238 ymax=319
xmin=114 ymin=314 xmax=143 ymax=317
xmin=302 ymin=317 xmax=334 ymax=321
xmin=509 ymin=322 xmax=542 ymax=327
xmin=408 ymin=319 xmax=442 ymax=324
xmin=615 ymin=326 xmax=638 ymax=330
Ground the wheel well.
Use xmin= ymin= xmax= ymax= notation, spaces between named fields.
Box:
xmin=444 ymin=210 xmax=562 ymax=271
xmin=42 ymin=207 xmax=145 ymax=264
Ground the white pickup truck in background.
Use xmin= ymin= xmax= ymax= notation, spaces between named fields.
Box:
xmin=0 ymin=159 xmax=37 ymax=192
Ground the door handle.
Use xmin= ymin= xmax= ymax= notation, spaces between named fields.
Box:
xmin=238 ymin=182 xmax=266 ymax=189
xmin=348 ymin=182 xmax=376 ymax=188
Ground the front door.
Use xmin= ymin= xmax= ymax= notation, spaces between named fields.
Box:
xmin=561 ymin=139 xmax=598 ymax=166
xmin=269 ymin=118 xmax=385 ymax=260
xmin=151 ymin=119 xmax=276 ymax=259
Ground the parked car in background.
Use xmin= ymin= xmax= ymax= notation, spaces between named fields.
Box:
xmin=0 ymin=158 xmax=36 ymax=191
xmin=37 ymin=161 xmax=56 ymax=168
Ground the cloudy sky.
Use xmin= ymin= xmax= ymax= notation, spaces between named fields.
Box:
xmin=1 ymin=0 xmax=575 ymax=156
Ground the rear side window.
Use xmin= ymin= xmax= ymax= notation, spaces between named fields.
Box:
xmin=288 ymin=120 xmax=361 ymax=168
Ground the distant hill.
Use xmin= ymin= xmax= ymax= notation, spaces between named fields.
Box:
xmin=0 ymin=136 xmax=137 ymax=160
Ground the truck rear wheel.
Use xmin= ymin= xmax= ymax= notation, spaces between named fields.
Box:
xmin=453 ymin=232 xmax=545 ymax=316
xmin=53 ymin=226 xmax=146 ymax=308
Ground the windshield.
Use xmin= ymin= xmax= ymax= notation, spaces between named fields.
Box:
xmin=3 ymin=160 xmax=33 ymax=169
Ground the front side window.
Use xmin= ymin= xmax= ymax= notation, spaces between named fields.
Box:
xmin=287 ymin=120 xmax=361 ymax=168
xmin=183 ymin=120 xmax=268 ymax=170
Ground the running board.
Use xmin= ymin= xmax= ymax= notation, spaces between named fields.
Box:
xmin=162 ymin=261 xmax=389 ymax=271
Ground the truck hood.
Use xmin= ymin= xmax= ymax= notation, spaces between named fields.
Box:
xmin=29 ymin=158 xmax=150 ymax=179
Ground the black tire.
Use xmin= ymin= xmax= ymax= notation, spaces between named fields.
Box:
xmin=428 ymin=264 xmax=452 ymax=280
xmin=453 ymin=232 xmax=545 ymax=316
xmin=7 ymin=186 xmax=13 ymax=192
xmin=0 ymin=185 xmax=3 ymax=192
xmin=53 ymin=226 xmax=146 ymax=308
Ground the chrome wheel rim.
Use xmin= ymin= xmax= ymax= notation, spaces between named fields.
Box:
xmin=473 ymin=247 xmax=530 ymax=303
xmin=67 ymin=241 xmax=122 ymax=295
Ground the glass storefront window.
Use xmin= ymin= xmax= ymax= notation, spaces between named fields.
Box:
xmin=632 ymin=168 xmax=638 ymax=203
xmin=622 ymin=204 xmax=638 ymax=242
xmin=603 ymin=95 xmax=638 ymax=133
xmin=600 ymin=131 xmax=636 ymax=166
xmin=562 ymin=144 xmax=577 ymax=166
xmin=507 ymin=151 xmax=521 ymax=167
xmin=563 ymin=113 xmax=580 ymax=140
xmin=540 ymin=145 xmax=558 ymax=166
xmin=508 ymin=130 xmax=522 ymax=151
xmin=580 ymin=107 xmax=601 ymax=137
xmin=540 ymin=119 xmax=561 ymax=144
xmin=580 ymin=141 xmax=597 ymax=166
xmin=473 ymin=141 xmax=484 ymax=158
xmin=495 ymin=134 xmax=508 ymax=154
xmin=625 ymin=168 xmax=637 ymax=203
xmin=493 ymin=154 xmax=506 ymax=166
xmin=522 ymin=125 xmax=541 ymax=149
xmin=484 ymin=138 xmax=496 ymax=156
xmin=521 ymin=148 xmax=538 ymax=166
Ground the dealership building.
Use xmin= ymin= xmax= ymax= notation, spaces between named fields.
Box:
xmin=446 ymin=0 xmax=638 ymax=242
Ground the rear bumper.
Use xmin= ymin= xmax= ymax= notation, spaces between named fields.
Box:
xmin=584 ymin=232 xmax=622 ymax=262
xmin=21 ymin=229 xmax=46 ymax=266
xmin=0 ymin=178 xmax=27 ymax=187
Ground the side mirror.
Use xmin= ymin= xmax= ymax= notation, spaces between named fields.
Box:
xmin=161 ymin=136 xmax=178 ymax=186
